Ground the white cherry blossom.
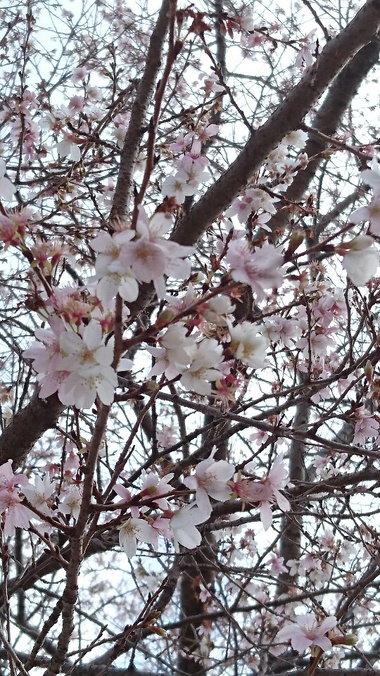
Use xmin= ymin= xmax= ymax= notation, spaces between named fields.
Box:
xmin=184 ymin=450 xmax=234 ymax=516
xmin=180 ymin=338 xmax=224 ymax=395
xmin=170 ymin=504 xmax=206 ymax=552
xmin=350 ymin=160 xmax=380 ymax=235
xmin=119 ymin=517 xmax=158 ymax=557
xmin=341 ymin=235 xmax=379 ymax=286
xmin=228 ymin=321 xmax=268 ymax=368
xmin=22 ymin=474 xmax=56 ymax=517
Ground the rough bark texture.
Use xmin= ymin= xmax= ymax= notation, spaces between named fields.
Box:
xmin=110 ymin=0 xmax=173 ymax=221
xmin=0 ymin=392 xmax=64 ymax=469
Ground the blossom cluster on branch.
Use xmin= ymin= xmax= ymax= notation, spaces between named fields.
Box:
xmin=1 ymin=1 xmax=380 ymax=674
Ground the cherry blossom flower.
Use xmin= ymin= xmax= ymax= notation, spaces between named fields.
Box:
xmin=161 ymin=174 xmax=195 ymax=204
xmin=180 ymin=338 xmax=224 ymax=396
xmin=119 ymin=517 xmax=158 ymax=557
xmin=140 ymin=471 xmax=174 ymax=510
xmin=228 ymin=321 xmax=268 ymax=368
xmin=201 ymin=72 xmax=225 ymax=94
xmin=0 ymin=461 xmax=31 ymax=535
xmin=58 ymin=485 xmax=82 ymax=520
xmin=295 ymin=31 xmax=317 ymax=69
xmin=226 ymin=240 xmax=284 ymax=300
xmin=22 ymin=474 xmax=56 ymax=517
xmin=71 ymin=66 xmax=87 ymax=82
xmin=57 ymin=134 xmax=81 ymax=162
xmin=0 ymin=208 xmax=31 ymax=248
xmin=147 ymin=324 xmax=194 ymax=379
xmin=48 ymin=287 xmax=92 ymax=326
xmin=157 ymin=426 xmax=177 ymax=449
xmin=201 ymin=295 xmax=235 ymax=326
xmin=350 ymin=161 xmax=380 ymax=235
xmin=267 ymin=554 xmax=287 ymax=575
xmin=113 ymin=113 xmax=130 ymax=148
xmin=119 ymin=209 xmax=194 ymax=298
xmin=0 ymin=489 xmax=32 ymax=536
xmin=169 ymin=131 xmax=194 ymax=153
xmin=341 ymin=235 xmax=379 ymax=286
xmin=276 ymin=613 xmax=337 ymax=653
xmin=226 ymin=188 xmax=277 ymax=223
xmin=264 ymin=316 xmax=301 ymax=348
xmin=0 ymin=460 xmax=28 ymax=492
xmin=90 ymin=229 xmax=139 ymax=303
xmin=231 ymin=455 xmax=290 ymax=529
xmin=170 ymin=153 xmax=210 ymax=197
xmin=184 ymin=449 xmax=234 ymax=516
xmin=24 ymin=319 xmax=122 ymax=409
xmin=169 ymin=504 xmax=207 ymax=551
xmin=282 ymin=130 xmax=308 ymax=147
xmin=58 ymin=320 xmax=119 ymax=407
xmin=353 ymin=407 xmax=379 ymax=445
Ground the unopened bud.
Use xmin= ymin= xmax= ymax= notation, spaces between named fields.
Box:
xmin=156 ymin=309 xmax=176 ymax=327
xmin=364 ymin=360 xmax=373 ymax=382
xmin=331 ymin=633 xmax=358 ymax=646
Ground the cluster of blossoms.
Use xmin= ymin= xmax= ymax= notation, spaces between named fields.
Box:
xmin=162 ymin=125 xmax=216 ymax=204
xmin=0 ymin=88 xmax=40 ymax=161
xmin=90 ymin=208 xmax=194 ymax=301
xmin=0 ymin=451 xmax=291 ymax=554
xmin=23 ymin=318 xmax=131 ymax=409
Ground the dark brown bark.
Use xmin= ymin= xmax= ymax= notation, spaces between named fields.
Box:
xmin=0 ymin=392 xmax=64 ymax=469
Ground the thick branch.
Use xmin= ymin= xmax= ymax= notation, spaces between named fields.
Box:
xmin=110 ymin=0 xmax=172 ymax=221
xmin=0 ymin=392 xmax=64 ymax=469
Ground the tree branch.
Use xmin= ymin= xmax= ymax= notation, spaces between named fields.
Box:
xmin=172 ymin=0 xmax=380 ymax=246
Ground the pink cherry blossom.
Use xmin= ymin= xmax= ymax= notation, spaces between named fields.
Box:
xmin=226 ymin=240 xmax=284 ymax=301
xmin=353 ymin=407 xmax=379 ymax=445
xmin=225 ymin=188 xmax=277 ymax=223
xmin=0 ymin=489 xmax=32 ymax=536
xmin=232 ymin=455 xmax=290 ymax=530
xmin=0 ymin=460 xmax=28 ymax=492
xmin=119 ymin=209 xmax=193 ymax=298
xmin=0 ymin=208 xmax=31 ymax=247
xmin=276 ymin=613 xmax=337 ymax=653
xmin=140 ymin=471 xmax=174 ymax=510
xmin=264 ymin=316 xmax=301 ymax=348
xmin=0 ymin=461 xmax=31 ymax=535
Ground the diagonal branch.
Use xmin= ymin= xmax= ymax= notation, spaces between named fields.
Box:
xmin=110 ymin=0 xmax=173 ymax=221
xmin=172 ymin=0 xmax=380 ymax=246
